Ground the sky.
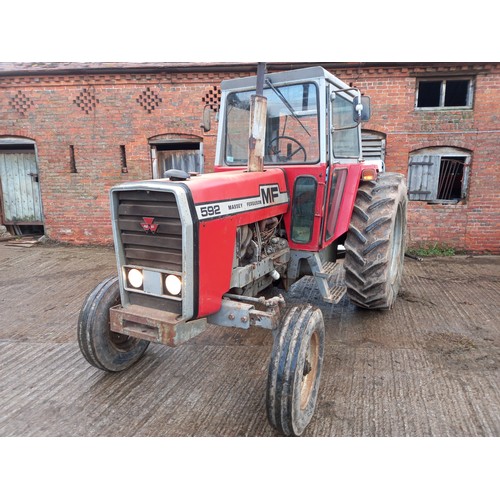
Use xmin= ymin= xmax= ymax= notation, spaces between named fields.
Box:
xmin=1 ymin=1 xmax=496 ymax=62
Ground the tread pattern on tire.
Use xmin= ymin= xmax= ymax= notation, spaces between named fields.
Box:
xmin=78 ymin=276 xmax=118 ymax=371
xmin=344 ymin=172 xmax=407 ymax=310
xmin=78 ymin=276 xmax=149 ymax=372
xmin=266 ymin=305 xmax=325 ymax=436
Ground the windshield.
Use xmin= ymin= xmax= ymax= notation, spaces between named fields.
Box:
xmin=224 ymin=82 xmax=319 ymax=165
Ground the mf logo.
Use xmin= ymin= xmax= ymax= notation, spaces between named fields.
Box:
xmin=260 ymin=184 xmax=280 ymax=205
xmin=140 ymin=217 xmax=159 ymax=234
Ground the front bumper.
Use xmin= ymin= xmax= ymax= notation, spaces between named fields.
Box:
xmin=110 ymin=304 xmax=207 ymax=347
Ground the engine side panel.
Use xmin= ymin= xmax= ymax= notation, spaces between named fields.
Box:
xmin=186 ymin=169 xmax=289 ymax=317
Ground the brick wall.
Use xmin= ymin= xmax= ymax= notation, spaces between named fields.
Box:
xmin=0 ymin=63 xmax=499 ymax=253
xmin=0 ymin=70 xmax=244 ymax=244
xmin=333 ymin=64 xmax=500 ymax=254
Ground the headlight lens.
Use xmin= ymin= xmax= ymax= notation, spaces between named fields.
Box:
xmin=165 ymin=274 xmax=182 ymax=296
xmin=128 ymin=268 xmax=143 ymax=288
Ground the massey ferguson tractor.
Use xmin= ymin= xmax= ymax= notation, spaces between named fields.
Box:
xmin=78 ymin=64 xmax=407 ymax=436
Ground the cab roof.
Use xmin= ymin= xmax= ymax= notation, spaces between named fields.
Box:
xmin=220 ymin=66 xmax=352 ymax=92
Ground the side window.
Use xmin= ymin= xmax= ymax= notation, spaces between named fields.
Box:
xmin=291 ymin=176 xmax=317 ymax=243
xmin=416 ymin=78 xmax=474 ymax=109
xmin=331 ymin=94 xmax=360 ymax=158
xmin=408 ymin=149 xmax=471 ymax=203
xmin=325 ymin=168 xmax=348 ymax=240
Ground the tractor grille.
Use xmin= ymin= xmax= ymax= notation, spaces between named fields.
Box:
xmin=116 ymin=189 xmax=183 ymax=314
xmin=117 ymin=190 xmax=182 ymax=271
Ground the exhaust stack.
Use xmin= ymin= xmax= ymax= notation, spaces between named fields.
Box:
xmin=248 ymin=62 xmax=267 ymax=172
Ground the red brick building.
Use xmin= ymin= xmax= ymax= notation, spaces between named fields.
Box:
xmin=0 ymin=62 xmax=498 ymax=253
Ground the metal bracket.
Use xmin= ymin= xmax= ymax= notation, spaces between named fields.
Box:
xmin=207 ymin=294 xmax=285 ymax=331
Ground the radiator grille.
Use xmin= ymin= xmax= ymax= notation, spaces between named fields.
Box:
xmin=117 ymin=190 xmax=183 ymax=272
xmin=117 ymin=189 xmax=183 ymax=315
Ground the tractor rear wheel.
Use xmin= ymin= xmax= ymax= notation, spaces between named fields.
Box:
xmin=344 ymin=172 xmax=407 ymax=310
xmin=266 ymin=305 xmax=325 ymax=436
xmin=78 ymin=276 xmax=150 ymax=372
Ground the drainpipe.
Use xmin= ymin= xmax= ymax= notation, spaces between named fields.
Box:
xmin=248 ymin=62 xmax=267 ymax=172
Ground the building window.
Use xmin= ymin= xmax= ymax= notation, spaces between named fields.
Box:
xmin=149 ymin=138 xmax=204 ymax=179
xmin=416 ymin=78 xmax=473 ymax=108
xmin=408 ymin=148 xmax=471 ymax=203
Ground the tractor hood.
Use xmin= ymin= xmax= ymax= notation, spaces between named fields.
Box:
xmin=111 ymin=168 xmax=289 ymax=222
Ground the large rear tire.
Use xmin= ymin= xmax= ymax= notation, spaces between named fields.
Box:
xmin=78 ymin=276 xmax=150 ymax=372
xmin=344 ymin=172 xmax=407 ymax=310
xmin=266 ymin=305 xmax=325 ymax=436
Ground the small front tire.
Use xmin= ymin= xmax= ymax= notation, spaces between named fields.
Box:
xmin=77 ymin=276 xmax=150 ymax=372
xmin=266 ymin=305 xmax=325 ymax=436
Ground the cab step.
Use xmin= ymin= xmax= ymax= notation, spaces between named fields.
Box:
xmin=307 ymin=255 xmax=347 ymax=305
xmin=314 ymin=260 xmax=339 ymax=278
xmin=324 ymin=284 xmax=347 ymax=304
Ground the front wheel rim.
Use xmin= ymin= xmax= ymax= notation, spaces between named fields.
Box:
xmin=300 ymin=330 xmax=320 ymax=410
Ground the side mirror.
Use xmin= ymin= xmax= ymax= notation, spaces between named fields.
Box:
xmin=200 ymin=106 xmax=211 ymax=132
xmin=353 ymin=95 xmax=371 ymax=122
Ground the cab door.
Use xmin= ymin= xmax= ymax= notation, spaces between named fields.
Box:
xmin=322 ymin=86 xmax=362 ymax=245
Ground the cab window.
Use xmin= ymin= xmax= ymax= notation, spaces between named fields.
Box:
xmin=332 ymin=94 xmax=360 ymax=158
xmin=291 ymin=176 xmax=317 ymax=243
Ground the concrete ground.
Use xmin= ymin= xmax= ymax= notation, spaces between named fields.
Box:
xmin=0 ymin=241 xmax=499 ymax=437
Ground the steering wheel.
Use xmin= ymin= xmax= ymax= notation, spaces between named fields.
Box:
xmin=266 ymin=136 xmax=307 ymax=162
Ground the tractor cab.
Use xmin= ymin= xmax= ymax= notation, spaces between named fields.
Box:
xmin=215 ymin=66 xmax=369 ymax=168
xmin=215 ymin=66 xmax=373 ymax=252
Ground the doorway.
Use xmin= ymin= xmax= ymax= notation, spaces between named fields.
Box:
xmin=0 ymin=138 xmax=44 ymax=236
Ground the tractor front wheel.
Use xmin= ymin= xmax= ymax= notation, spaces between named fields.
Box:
xmin=77 ymin=276 xmax=150 ymax=372
xmin=266 ymin=305 xmax=325 ymax=436
xmin=344 ymin=172 xmax=407 ymax=310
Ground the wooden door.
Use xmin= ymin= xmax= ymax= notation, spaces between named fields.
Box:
xmin=0 ymin=151 xmax=43 ymax=224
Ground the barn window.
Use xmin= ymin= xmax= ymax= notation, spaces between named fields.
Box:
xmin=120 ymin=145 xmax=128 ymax=173
xmin=149 ymin=138 xmax=203 ymax=179
xmin=407 ymin=148 xmax=471 ymax=203
xmin=416 ymin=78 xmax=474 ymax=109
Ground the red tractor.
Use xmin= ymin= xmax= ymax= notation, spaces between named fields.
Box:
xmin=78 ymin=64 xmax=407 ymax=436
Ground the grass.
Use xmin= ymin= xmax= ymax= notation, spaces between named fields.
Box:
xmin=406 ymin=243 xmax=456 ymax=257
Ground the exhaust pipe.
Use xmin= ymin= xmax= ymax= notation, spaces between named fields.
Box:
xmin=248 ymin=62 xmax=267 ymax=172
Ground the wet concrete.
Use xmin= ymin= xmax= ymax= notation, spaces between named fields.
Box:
xmin=0 ymin=242 xmax=499 ymax=436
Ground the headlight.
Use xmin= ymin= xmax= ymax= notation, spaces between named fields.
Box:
xmin=127 ymin=268 xmax=143 ymax=289
xmin=165 ymin=274 xmax=182 ymax=296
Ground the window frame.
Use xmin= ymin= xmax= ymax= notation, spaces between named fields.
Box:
xmin=223 ymin=81 xmax=321 ymax=166
xmin=407 ymin=148 xmax=472 ymax=204
xmin=330 ymin=92 xmax=361 ymax=159
xmin=415 ymin=77 xmax=475 ymax=110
